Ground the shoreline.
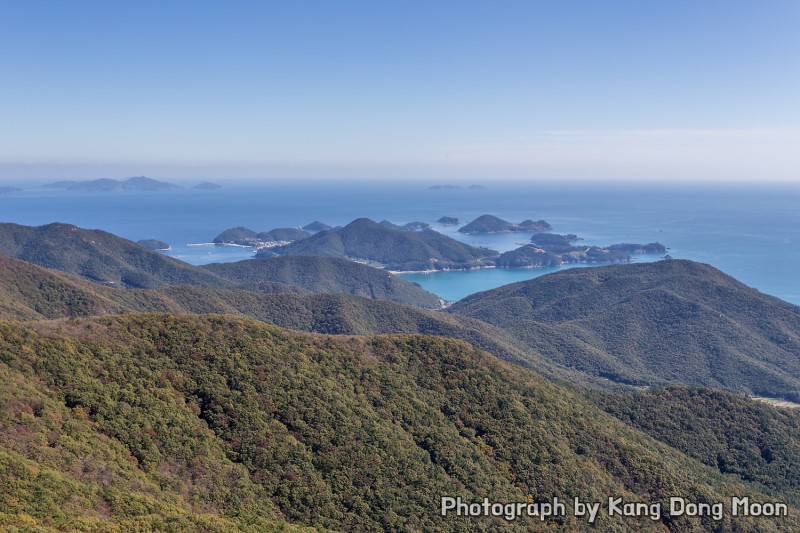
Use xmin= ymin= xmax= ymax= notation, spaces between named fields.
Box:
xmin=388 ymin=265 xmax=497 ymax=275
xmin=188 ymin=242 xmax=257 ymax=249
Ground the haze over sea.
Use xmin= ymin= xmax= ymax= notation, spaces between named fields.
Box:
xmin=1 ymin=180 xmax=799 ymax=305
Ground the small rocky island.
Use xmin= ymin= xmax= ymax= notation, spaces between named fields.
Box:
xmin=458 ymin=214 xmax=553 ymax=234
xmin=437 ymin=216 xmax=459 ymax=225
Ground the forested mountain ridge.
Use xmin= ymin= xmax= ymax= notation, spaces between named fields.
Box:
xmin=449 ymin=260 xmax=800 ymax=399
xmin=1 ymin=314 xmax=796 ymax=531
xmin=0 ymin=253 xmax=555 ymax=378
xmin=588 ymin=386 xmax=800 ymax=502
xmin=0 ymin=221 xmax=442 ymax=308
xmin=6 ymin=252 xmax=800 ymax=398
xmin=201 ymin=255 xmax=443 ymax=308
xmin=0 ymin=222 xmax=227 ymax=289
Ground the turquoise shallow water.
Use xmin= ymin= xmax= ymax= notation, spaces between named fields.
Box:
xmin=398 ymin=255 xmax=667 ymax=303
xmin=1 ymin=180 xmax=799 ymax=304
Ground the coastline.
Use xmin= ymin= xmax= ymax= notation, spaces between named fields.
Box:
xmin=387 ymin=265 xmax=497 ymax=275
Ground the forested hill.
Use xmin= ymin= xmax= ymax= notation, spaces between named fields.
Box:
xmin=260 ymin=217 xmax=498 ymax=271
xmin=7 ymin=252 xmax=800 ymax=397
xmin=588 ymin=386 xmax=800 ymax=502
xmin=0 ymin=221 xmax=442 ymax=307
xmin=0 ymin=253 xmax=543 ymax=375
xmin=0 ymin=222 xmax=227 ymax=289
xmin=1 ymin=313 xmax=796 ymax=531
xmin=449 ymin=260 xmax=800 ymax=398
xmin=201 ymin=255 xmax=442 ymax=308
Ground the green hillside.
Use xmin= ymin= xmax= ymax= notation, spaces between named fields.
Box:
xmin=449 ymin=260 xmax=800 ymax=398
xmin=0 ymin=254 xmax=542 ymax=377
xmin=0 ymin=221 xmax=442 ymax=308
xmin=589 ymin=386 xmax=800 ymax=502
xmin=1 ymin=314 xmax=795 ymax=531
xmin=8 ymin=252 xmax=800 ymax=398
xmin=202 ymin=256 xmax=443 ymax=308
xmin=0 ymin=254 xmax=599 ymax=386
xmin=262 ymin=218 xmax=498 ymax=271
xmin=0 ymin=222 xmax=227 ymax=289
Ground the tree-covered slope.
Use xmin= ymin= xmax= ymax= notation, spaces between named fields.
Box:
xmin=202 ymin=255 xmax=443 ymax=308
xmin=589 ymin=386 xmax=800 ymax=503
xmin=449 ymin=260 xmax=800 ymax=398
xmin=262 ymin=218 xmax=498 ymax=271
xmin=0 ymin=254 xmax=132 ymax=320
xmin=1 ymin=314 xmax=796 ymax=531
xmin=0 ymin=317 xmax=325 ymax=532
xmin=10 ymin=253 xmax=800 ymax=397
xmin=0 ymin=254 xmax=544 ymax=376
xmin=0 ymin=254 xmax=589 ymax=383
xmin=0 ymin=222 xmax=227 ymax=289
xmin=0 ymin=222 xmax=443 ymax=308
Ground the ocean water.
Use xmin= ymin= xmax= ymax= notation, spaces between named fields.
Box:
xmin=1 ymin=180 xmax=799 ymax=304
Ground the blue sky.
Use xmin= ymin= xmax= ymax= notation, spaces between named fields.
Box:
xmin=2 ymin=1 xmax=799 ymax=181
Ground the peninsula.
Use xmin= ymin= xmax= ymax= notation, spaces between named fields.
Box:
xmin=213 ymin=226 xmax=311 ymax=247
xmin=259 ymin=217 xmax=499 ymax=271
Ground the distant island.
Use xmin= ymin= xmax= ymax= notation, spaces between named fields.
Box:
xmin=0 ymin=186 xmax=21 ymax=194
xmin=137 ymin=239 xmax=171 ymax=251
xmin=496 ymin=234 xmax=668 ymax=268
xmin=458 ymin=214 xmax=552 ymax=234
xmin=192 ymin=181 xmax=223 ymax=190
xmin=437 ymin=216 xmax=459 ymax=225
xmin=43 ymin=176 xmax=179 ymax=192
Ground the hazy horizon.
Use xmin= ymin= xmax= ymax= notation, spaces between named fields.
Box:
xmin=3 ymin=1 xmax=799 ymax=182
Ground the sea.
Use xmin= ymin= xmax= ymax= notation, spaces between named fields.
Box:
xmin=1 ymin=179 xmax=799 ymax=305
